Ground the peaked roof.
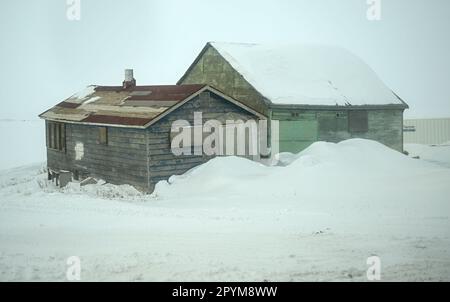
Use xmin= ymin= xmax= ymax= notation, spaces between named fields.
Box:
xmin=39 ymin=84 xmax=265 ymax=128
xmin=182 ymin=42 xmax=407 ymax=108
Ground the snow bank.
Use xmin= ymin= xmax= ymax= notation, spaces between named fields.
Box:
xmin=152 ymin=156 xmax=270 ymax=199
xmin=153 ymin=138 xmax=433 ymax=198
xmin=152 ymin=139 xmax=449 ymax=217
xmin=211 ymin=42 xmax=402 ymax=106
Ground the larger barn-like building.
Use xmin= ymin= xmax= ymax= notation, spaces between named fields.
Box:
xmin=178 ymin=42 xmax=409 ymax=152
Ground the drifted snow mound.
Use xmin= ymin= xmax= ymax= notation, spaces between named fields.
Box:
xmin=152 ymin=156 xmax=271 ymax=199
xmin=152 ymin=139 xmax=449 ymax=212
xmin=284 ymin=138 xmax=425 ymax=174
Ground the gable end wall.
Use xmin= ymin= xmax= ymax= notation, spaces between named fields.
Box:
xmin=146 ymin=93 xmax=260 ymax=192
xmin=179 ymin=46 xmax=269 ymax=115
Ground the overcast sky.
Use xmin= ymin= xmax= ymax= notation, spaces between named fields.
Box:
xmin=1 ymin=0 xmax=449 ymax=120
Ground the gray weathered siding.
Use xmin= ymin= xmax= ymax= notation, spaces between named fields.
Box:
xmin=46 ymin=121 xmax=149 ymax=190
xmin=146 ymin=92 xmax=258 ymax=192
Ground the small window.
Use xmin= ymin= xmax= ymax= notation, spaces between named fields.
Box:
xmin=98 ymin=127 xmax=108 ymax=145
xmin=46 ymin=122 xmax=65 ymax=151
xmin=348 ymin=110 xmax=368 ymax=133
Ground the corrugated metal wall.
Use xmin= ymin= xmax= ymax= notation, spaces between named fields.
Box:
xmin=404 ymin=118 xmax=450 ymax=145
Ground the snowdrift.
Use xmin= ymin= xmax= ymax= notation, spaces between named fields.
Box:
xmin=152 ymin=139 xmax=449 ymax=215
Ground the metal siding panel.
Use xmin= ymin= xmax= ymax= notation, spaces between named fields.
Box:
xmin=404 ymin=118 xmax=450 ymax=144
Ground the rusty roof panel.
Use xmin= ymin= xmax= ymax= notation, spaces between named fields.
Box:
xmin=81 ymin=115 xmax=152 ymax=126
xmin=97 ymin=84 xmax=206 ymax=101
xmin=56 ymin=101 xmax=82 ymax=109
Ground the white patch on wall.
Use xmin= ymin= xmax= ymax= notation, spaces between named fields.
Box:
xmin=74 ymin=142 xmax=84 ymax=160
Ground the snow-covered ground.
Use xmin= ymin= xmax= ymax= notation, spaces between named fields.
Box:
xmin=405 ymin=143 xmax=450 ymax=168
xmin=1 ymin=135 xmax=450 ymax=281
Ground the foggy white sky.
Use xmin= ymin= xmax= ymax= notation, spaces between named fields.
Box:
xmin=1 ymin=0 xmax=449 ymax=120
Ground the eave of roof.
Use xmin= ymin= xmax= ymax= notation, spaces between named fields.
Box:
xmin=269 ymin=103 xmax=408 ymax=111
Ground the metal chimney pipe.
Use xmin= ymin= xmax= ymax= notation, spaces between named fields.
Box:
xmin=124 ymin=69 xmax=134 ymax=82
xmin=123 ymin=69 xmax=136 ymax=89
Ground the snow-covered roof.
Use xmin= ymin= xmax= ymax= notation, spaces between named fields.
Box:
xmin=209 ymin=42 xmax=405 ymax=107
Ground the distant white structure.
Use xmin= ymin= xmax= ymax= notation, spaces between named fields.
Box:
xmin=404 ymin=118 xmax=450 ymax=145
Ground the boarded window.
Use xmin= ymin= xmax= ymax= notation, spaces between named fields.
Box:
xmin=46 ymin=122 xmax=65 ymax=151
xmin=98 ymin=127 xmax=108 ymax=145
xmin=348 ymin=110 xmax=368 ymax=133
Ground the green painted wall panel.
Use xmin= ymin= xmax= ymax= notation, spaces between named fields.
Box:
xmin=277 ymin=120 xmax=318 ymax=153
xmin=279 ymin=120 xmax=318 ymax=140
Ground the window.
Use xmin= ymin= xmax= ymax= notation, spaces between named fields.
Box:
xmin=98 ymin=127 xmax=108 ymax=145
xmin=348 ymin=110 xmax=369 ymax=133
xmin=46 ymin=122 xmax=66 ymax=151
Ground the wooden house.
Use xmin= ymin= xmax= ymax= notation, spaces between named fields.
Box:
xmin=39 ymin=70 xmax=265 ymax=192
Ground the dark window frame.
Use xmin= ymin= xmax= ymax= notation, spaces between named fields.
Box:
xmin=46 ymin=121 xmax=66 ymax=152
xmin=98 ymin=127 xmax=108 ymax=145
